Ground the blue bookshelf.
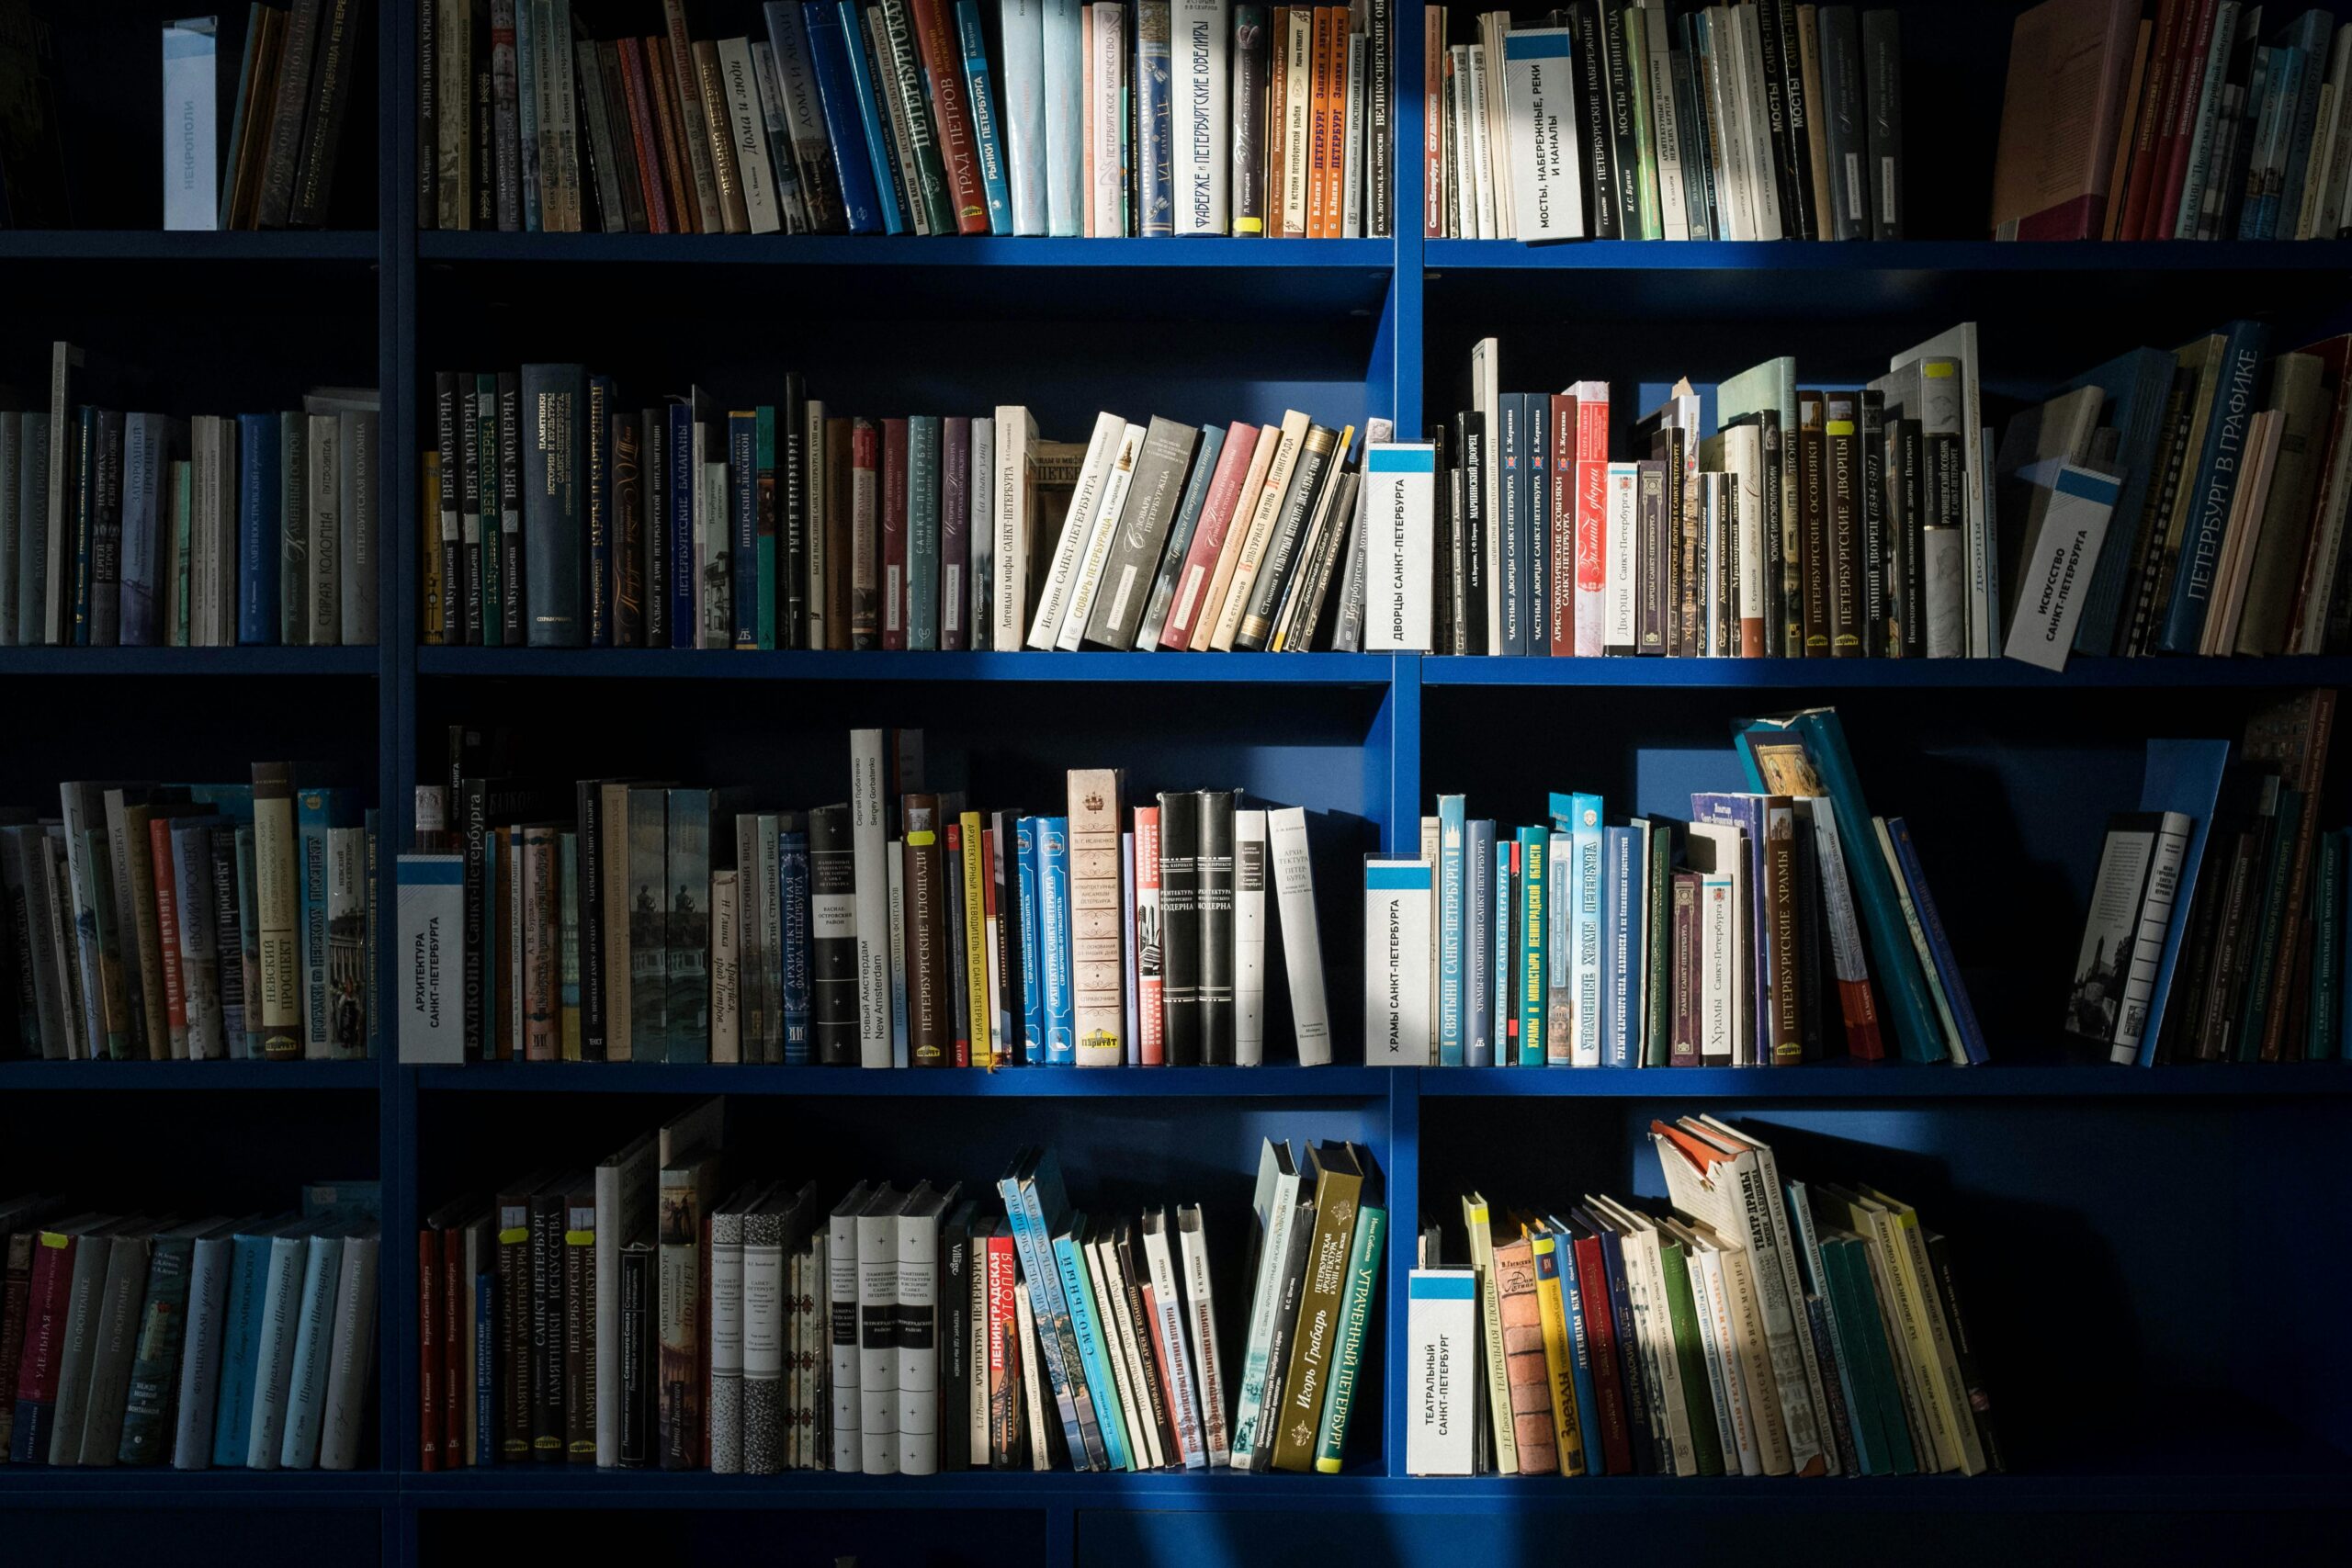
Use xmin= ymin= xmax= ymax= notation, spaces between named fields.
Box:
xmin=6 ymin=4 xmax=2352 ymax=1565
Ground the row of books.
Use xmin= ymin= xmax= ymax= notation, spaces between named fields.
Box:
xmin=0 ymin=346 xmax=380 ymax=649
xmin=0 ymin=770 xmax=379 ymax=1064
xmin=1406 ymin=1116 xmax=1997 ymax=1477
xmin=162 ymin=3 xmax=367 ymax=231
xmin=1426 ymin=327 xmax=1991 ymax=660
xmin=5 ymin=1182 xmax=379 ymax=1472
xmin=2068 ymin=691 xmax=2339 ymax=1066
xmin=1363 ymin=706 xmax=1981 ymax=1070
xmin=420 ymin=368 xmax=1394 ymax=656
xmin=421 ymin=0 xmax=1397 ymax=240
xmin=1425 ymin=4 xmax=1903 ymax=243
xmin=420 ymin=1101 xmax=1385 ymax=1476
xmin=1992 ymin=0 xmax=2352 ymax=242
xmin=397 ymin=727 xmax=1337 ymax=1066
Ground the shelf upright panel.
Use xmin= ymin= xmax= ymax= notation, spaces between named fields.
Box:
xmin=1391 ymin=3 xmax=1427 ymax=441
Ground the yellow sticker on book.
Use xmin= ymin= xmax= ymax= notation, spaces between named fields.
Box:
xmin=908 ymin=830 xmax=936 ymax=847
xmin=1924 ymin=362 xmax=1957 ymax=378
xmin=498 ymin=1227 xmax=528 ymax=1245
xmin=565 ymin=1230 xmax=594 ymax=1247
xmin=1826 ymin=421 xmax=1857 ymax=436
xmin=40 ymin=1232 xmax=68 ymax=1248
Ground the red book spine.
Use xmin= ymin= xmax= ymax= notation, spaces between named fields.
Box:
xmin=1549 ymin=395 xmax=1579 ymax=655
xmin=986 ymin=1229 xmax=1019 ymax=1463
xmin=14 ymin=1234 xmax=72 ymax=1411
xmin=910 ymin=0 xmax=991 ymax=232
xmin=1571 ymin=1231 xmax=1633 ymax=1475
xmin=443 ymin=1226 xmax=465 ymax=1463
xmin=941 ymin=416 xmax=971 ymax=651
xmin=1160 ymin=423 xmax=1263 ymax=649
xmin=2116 ymin=0 xmax=2184 ymax=240
xmin=882 ymin=419 xmax=910 ymax=650
xmin=148 ymin=817 xmax=188 ymax=1052
xmin=1573 ymin=391 xmax=1610 ymax=658
xmin=1423 ymin=6 xmax=1445 ymax=238
xmin=978 ymin=825 xmax=1001 ymax=1065
xmin=1133 ymin=806 xmax=1164 ymax=1065
xmin=616 ymin=39 xmax=674 ymax=234
xmin=419 ymin=1231 xmax=442 ymax=1471
xmin=2150 ymin=0 xmax=2221 ymax=239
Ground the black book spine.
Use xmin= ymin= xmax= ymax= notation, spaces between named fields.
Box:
xmin=1232 ymin=5 xmax=1271 ymax=234
xmin=643 ymin=412 xmax=669 ymax=649
xmin=530 ymin=1188 xmax=565 ymax=1461
xmin=1858 ymin=389 xmax=1887 ymax=657
xmin=1600 ymin=3 xmax=1643 ymax=237
xmin=1894 ymin=417 xmax=1925 ymax=659
xmin=1430 ymin=423 xmax=1454 ymax=655
xmin=784 ymin=373 xmax=808 ymax=649
xmin=615 ymin=413 xmax=645 ymax=648
xmin=1289 ymin=468 xmax=1360 ymax=651
xmin=457 ymin=377 xmax=484 ymax=644
xmin=461 ymin=778 xmax=489 ymax=1061
xmin=1237 ymin=426 xmax=1338 ymax=651
xmin=577 ymin=781 xmax=607 ymax=1059
xmin=1367 ymin=0 xmax=1393 ymax=238
xmin=1750 ymin=0 xmax=1804 ymax=241
xmin=1158 ymin=791 xmax=1202 ymax=1065
xmin=1454 ymin=412 xmax=1487 ymax=656
xmin=434 ymin=371 xmax=466 ymax=644
xmin=419 ymin=0 xmax=439 ymax=228
xmin=288 ymin=0 xmax=358 ymax=227
xmin=473 ymin=39 xmax=495 ymax=229
xmin=1636 ymin=460 xmax=1668 ymax=654
xmin=1789 ymin=807 xmax=1826 ymax=1059
xmin=1573 ymin=2 xmax=1620 ymax=239
xmin=1114 ymin=1225 xmax=1176 ymax=1463
xmin=1765 ymin=0 xmax=1817 ymax=239
xmin=1197 ymin=790 xmax=1237 ymax=1065
xmin=618 ymin=1242 xmax=651 ymax=1465
xmin=1757 ymin=409 xmax=1788 ymax=657
xmin=939 ymin=1212 xmax=970 ymax=1472
xmin=255 ymin=0 xmax=324 ymax=229
xmin=990 ymin=809 xmax=1028 ymax=1066
xmin=1443 ymin=460 xmax=1464 ymax=655
xmin=499 ymin=372 xmax=527 ymax=646
xmin=1826 ymin=395 xmax=1860 ymax=657
xmin=808 ymin=805 xmax=860 ymax=1066
xmin=586 ymin=374 xmax=611 ymax=648
xmin=1860 ymin=8 xmax=1902 ymax=238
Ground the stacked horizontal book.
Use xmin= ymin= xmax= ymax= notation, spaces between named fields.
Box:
xmin=2 ymin=1179 xmax=379 ymax=1472
xmin=0 ymin=767 xmax=379 ymax=1064
xmin=396 ymin=726 xmax=1334 ymax=1067
xmin=417 ymin=0 xmax=1396 ymax=238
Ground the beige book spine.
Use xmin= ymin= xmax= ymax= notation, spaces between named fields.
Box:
xmin=1067 ymin=768 xmax=1125 ymax=1066
xmin=1210 ymin=412 xmax=1311 ymax=650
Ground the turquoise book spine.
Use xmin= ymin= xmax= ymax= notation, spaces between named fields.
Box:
xmin=907 ymin=415 xmax=942 ymax=649
xmin=296 ymin=787 xmax=358 ymax=1059
xmin=1039 ymin=816 xmax=1075 ymax=1065
xmin=1312 ymin=1199 xmax=1386 ymax=1472
xmin=209 ymin=1231 xmax=272 ymax=1466
xmin=1436 ymin=795 xmax=1465 ymax=1066
xmin=1051 ymin=1225 xmax=1130 ymax=1470
xmin=277 ymin=1233 xmax=342 ymax=1467
xmin=1517 ymin=826 xmax=1547 ymax=1065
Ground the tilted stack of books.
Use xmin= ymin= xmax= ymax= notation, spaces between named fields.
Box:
xmin=1408 ymin=1118 xmax=1997 ymax=1478
xmin=0 ymin=768 xmax=379 ymax=1064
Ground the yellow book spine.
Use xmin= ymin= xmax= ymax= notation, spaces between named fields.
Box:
xmin=1530 ymin=1227 xmax=1584 ymax=1475
xmin=960 ymin=811 xmax=989 ymax=1064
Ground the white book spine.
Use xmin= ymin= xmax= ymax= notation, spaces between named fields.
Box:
xmin=163 ymin=20 xmax=220 ymax=231
xmin=888 ymin=840 xmax=909 ymax=1066
xmin=709 ymin=868 xmax=741 ymax=1063
xmin=718 ymin=38 xmax=782 ymax=234
xmin=1002 ymin=0 xmax=1051 ymax=233
xmin=1341 ymin=30 xmax=1367 ymax=237
xmin=1055 ymin=422 xmax=1145 ymax=650
xmin=1604 ymin=461 xmax=1638 ymax=652
xmin=1088 ymin=4 xmax=1128 ymax=234
xmin=1175 ymin=0 xmax=1231 ymax=233
xmin=992 ymin=406 xmax=1035 ymax=649
xmin=1699 ymin=868 xmax=1734 ymax=1066
xmin=1176 ymin=1206 xmax=1228 ymax=1466
xmin=1042 ymin=0 xmax=1084 ymax=234
xmin=1227 ymin=1167 xmax=1298 ymax=1465
xmin=894 ymin=1207 xmax=940 ymax=1474
xmin=318 ymin=1234 xmax=379 ymax=1471
xmin=1500 ymin=28 xmax=1582 ymax=240
xmin=2001 ymin=462 xmax=2119 ymax=670
xmin=1732 ymin=5 xmax=1782 ymax=239
xmin=244 ymin=1234 xmax=309 ymax=1470
xmin=173 ymin=1234 xmax=235 ymax=1468
xmin=828 ymin=1209 xmax=863 ymax=1469
xmin=1142 ymin=1217 xmax=1205 ymax=1467
xmin=1403 ymin=1269 xmax=1476 ymax=1474
xmin=1466 ymin=43 xmax=1498 ymax=240
xmin=970 ymin=416 xmax=996 ymax=648
xmin=1448 ymin=46 xmax=1477 ymax=239
xmin=1363 ymin=858 xmax=1433 ymax=1065
xmin=1015 ymin=1279 xmax=1053 ymax=1469
xmin=1365 ymin=443 xmax=1435 ymax=650
xmin=855 ymin=1209 xmax=897 ymax=1473
xmin=1697 ymin=1244 xmax=1762 ymax=1474
xmin=1027 ymin=412 xmax=1125 ymax=649
xmin=1233 ymin=807 xmax=1269 ymax=1065
xmin=2110 ymin=811 xmax=2194 ymax=1063
xmin=850 ymin=728 xmax=894 ymax=1067
xmin=1703 ymin=10 xmax=1753 ymax=240
xmin=277 ymin=1232 xmax=343 ymax=1468
xmin=1089 ymin=1238 xmax=1156 ymax=1465
xmin=1643 ymin=0 xmax=1689 ymax=240
xmin=1679 ymin=1242 xmax=1738 ymax=1466
xmin=1266 ymin=807 xmax=1329 ymax=1065
xmin=709 ymin=1208 xmax=746 ymax=1473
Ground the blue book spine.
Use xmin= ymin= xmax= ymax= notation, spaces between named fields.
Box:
xmin=2159 ymin=319 xmax=2268 ymax=654
xmin=1136 ymin=6 xmax=1172 ymax=235
xmin=994 ymin=1177 xmax=1094 ymax=1465
xmin=1496 ymin=396 xmax=1524 ymax=656
xmin=1464 ymin=818 xmax=1495 ymax=1066
xmin=1492 ymin=836 xmax=1514 ymax=1066
xmin=1571 ymin=793 xmax=1603 ymax=1066
xmin=1000 ymin=0 xmax=1049 ymax=233
xmin=278 ymin=1234 xmax=340 ymax=1465
xmin=515 ymin=0 xmax=543 ymax=231
xmin=667 ymin=400 xmax=695 ymax=647
xmin=837 ymin=0 xmax=909 ymax=233
xmin=907 ymin=415 xmax=942 ymax=649
xmin=1016 ymin=817 xmax=1046 ymax=1062
xmin=1591 ymin=1223 xmax=1656 ymax=1475
xmin=1517 ymin=826 xmax=1547 ymax=1065
xmin=1040 ymin=0 xmax=1083 ymax=234
xmin=729 ymin=411 xmax=760 ymax=649
xmin=237 ymin=414 xmax=281 ymax=645
xmin=780 ymin=825 xmax=813 ymax=1064
xmin=1553 ymin=1221 xmax=1602 ymax=1469
xmin=1436 ymin=795 xmax=1466 ymax=1066
xmin=119 ymin=413 xmax=162 ymax=647
xmin=474 ymin=1268 xmax=494 ymax=1464
xmin=2273 ymin=16 xmax=2334 ymax=237
xmin=1039 ymin=815 xmax=1075 ymax=1063
xmin=1051 ymin=1230 xmax=1131 ymax=1470
xmin=210 ymin=1233 xmax=270 ymax=1466
xmin=802 ymin=2 xmax=885 ymax=232
xmin=1526 ymin=393 xmax=1550 ymax=658
xmin=957 ymin=2 xmax=1013 ymax=233
xmin=1886 ymin=817 xmax=1986 ymax=1066
xmin=1602 ymin=826 xmax=1636 ymax=1068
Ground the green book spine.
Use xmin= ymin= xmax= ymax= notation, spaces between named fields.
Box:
xmin=907 ymin=415 xmax=942 ymax=649
xmin=1624 ymin=6 xmax=1661 ymax=239
xmin=1311 ymin=1201 xmax=1385 ymax=1473
xmin=1817 ymin=1238 xmax=1889 ymax=1476
xmin=1654 ymin=1235 xmax=1724 ymax=1477
xmin=1830 ymin=1238 xmax=1916 ymax=1475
